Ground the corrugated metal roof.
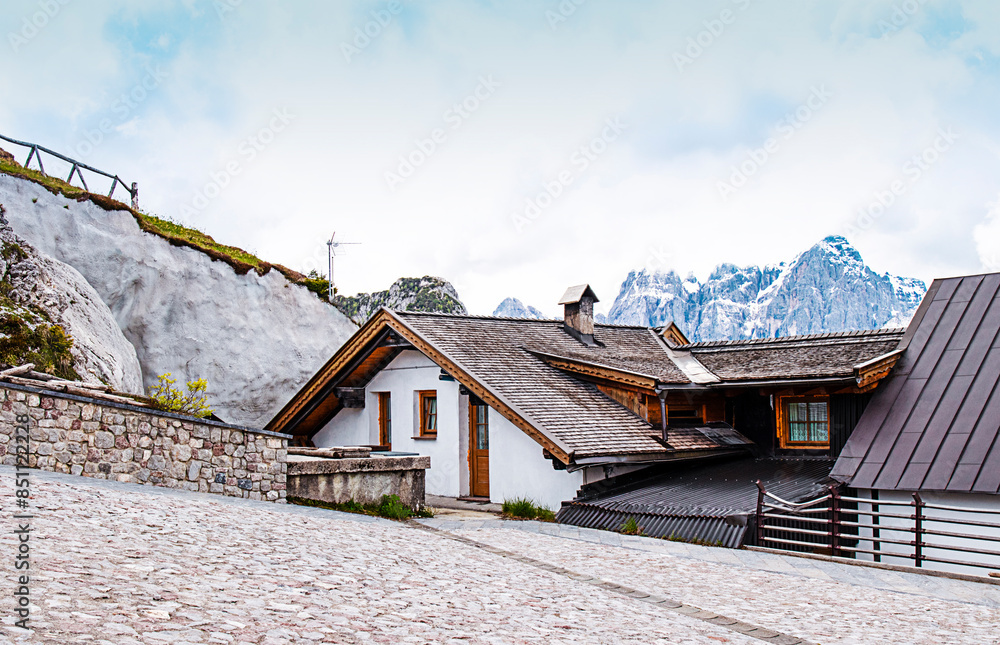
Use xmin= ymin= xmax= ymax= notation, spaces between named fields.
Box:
xmin=831 ymin=272 xmax=1000 ymax=493
xmin=557 ymin=458 xmax=835 ymax=548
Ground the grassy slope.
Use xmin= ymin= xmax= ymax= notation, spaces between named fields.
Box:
xmin=0 ymin=158 xmax=309 ymax=283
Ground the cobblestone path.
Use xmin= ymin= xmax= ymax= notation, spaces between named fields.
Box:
xmin=1 ymin=468 xmax=998 ymax=643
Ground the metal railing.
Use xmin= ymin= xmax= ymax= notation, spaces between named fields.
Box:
xmin=756 ymin=481 xmax=1000 ymax=572
xmin=0 ymin=133 xmax=138 ymax=209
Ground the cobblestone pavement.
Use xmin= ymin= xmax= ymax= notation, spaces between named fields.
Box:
xmin=0 ymin=468 xmax=781 ymax=644
xmin=430 ymin=520 xmax=1000 ymax=645
xmin=1 ymin=468 xmax=997 ymax=644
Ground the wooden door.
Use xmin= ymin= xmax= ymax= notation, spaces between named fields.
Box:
xmin=469 ymin=399 xmax=490 ymax=498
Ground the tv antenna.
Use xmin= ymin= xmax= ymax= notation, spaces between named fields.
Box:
xmin=326 ymin=231 xmax=360 ymax=300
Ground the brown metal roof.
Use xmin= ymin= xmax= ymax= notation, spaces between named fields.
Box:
xmin=831 ymin=272 xmax=1000 ymax=493
xmin=683 ymin=328 xmax=905 ymax=382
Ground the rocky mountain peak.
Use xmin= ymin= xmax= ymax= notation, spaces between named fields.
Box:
xmin=605 ymin=237 xmax=926 ymax=342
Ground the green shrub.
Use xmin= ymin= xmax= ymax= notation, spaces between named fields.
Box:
xmin=0 ymin=315 xmax=78 ymax=380
xmin=619 ymin=516 xmax=644 ymax=536
xmin=377 ymin=494 xmax=412 ymax=520
xmin=501 ymin=497 xmax=555 ymax=522
xmin=148 ymin=373 xmax=214 ymax=418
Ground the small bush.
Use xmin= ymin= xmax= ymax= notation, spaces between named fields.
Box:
xmin=501 ymin=497 xmax=555 ymax=522
xmin=148 ymin=373 xmax=214 ymax=418
xmin=377 ymin=494 xmax=412 ymax=520
xmin=619 ymin=516 xmax=644 ymax=536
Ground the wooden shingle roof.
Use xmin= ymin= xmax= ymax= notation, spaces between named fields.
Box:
xmin=680 ymin=329 xmax=905 ymax=382
xmin=831 ymin=272 xmax=1000 ymax=493
xmin=396 ymin=313 xmax=682 ymax=458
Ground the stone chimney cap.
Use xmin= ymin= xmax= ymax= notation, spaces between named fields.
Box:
xmin=558 ymin=284 xmax=599 ymax=305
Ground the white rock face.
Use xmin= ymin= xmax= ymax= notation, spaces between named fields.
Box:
xmin=0 ymin=174 xmax=358 ymax=427
xmin=0 ymin=207 xmax=144 ymax=392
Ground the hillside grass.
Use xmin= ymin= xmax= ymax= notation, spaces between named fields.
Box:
xmin=0 ymin=156 xmax=307 ymax=283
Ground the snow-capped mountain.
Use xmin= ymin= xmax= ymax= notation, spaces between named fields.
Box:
xmin=493 ymin=297 xmax=547 ymax=319
xmin=607 ymin=236 xmax=926 ymax=342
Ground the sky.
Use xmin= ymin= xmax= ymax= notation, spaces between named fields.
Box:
xmin=2 ymin=0 xmax=1000 ymax=318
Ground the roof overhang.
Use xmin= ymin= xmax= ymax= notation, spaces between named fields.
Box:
xmin=567 ymin=448 xmax=747 ymax=471
xmin=853 ymin=349 xmax=904 ymax=391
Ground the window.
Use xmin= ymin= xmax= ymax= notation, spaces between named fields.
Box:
xmin=377 ymin=392 xmax=391 ymax=448
xmin=780 ymin=396 xmax=829 ymax=447
xmin=472 ymin=401 xmax=489 ymax=450
xmin=418 ymin=391 xmax=437 ymax=437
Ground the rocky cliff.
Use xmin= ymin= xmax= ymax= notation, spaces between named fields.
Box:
xmin=607 ymin=236 xmax=926 ymax=341
xmin=0 ymin=172 xmax=358 ymax=426
xmin=0 ymin=206 xmax=143 ymax=391
xmin=333 ymin=276 xmax=466 ymax=324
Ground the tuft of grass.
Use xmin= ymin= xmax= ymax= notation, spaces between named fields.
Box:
xmin=501 ymin=497 xmax=556 ymax=522
xmin=288 ymin=494 xmax=433 ymax=520
xmin=619 ymin=516 xmax=644 ymax=536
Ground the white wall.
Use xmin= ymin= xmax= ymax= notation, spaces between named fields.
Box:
xmin=489 ymin=411 xmax=583 ymax=511
xmin=312 ymin=349 xmax=587 ymax=507
xmin=854 ymin=489 xmax=1000 ymax=577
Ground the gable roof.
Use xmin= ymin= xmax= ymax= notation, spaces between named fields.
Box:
xmin=558 ymin=284 xmax=599 ymax=305
xmin=394 ymin=312 xmax=694 ymax=459
xmin=831 ymin=272 xmax=1000 ymax=494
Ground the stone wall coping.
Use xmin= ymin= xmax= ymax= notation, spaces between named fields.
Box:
xmin=288 ymin=454 xmax=431 ymax=475
xmin=0 ymin=381 xmax=291 ymax=439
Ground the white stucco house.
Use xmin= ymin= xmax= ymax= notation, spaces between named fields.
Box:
xmin=266 ymin=285 xmax=757 ymax=510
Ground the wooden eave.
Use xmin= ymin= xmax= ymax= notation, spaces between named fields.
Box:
xmin=267 ymin=308 xmax=574 ymax=464
xmin=853 ymin=349 xmax=904 ymax=390
xmin=525 ymin=349 xmax=659 ymax=392
xmin=265 ymin=310 xmax=402 ymax=437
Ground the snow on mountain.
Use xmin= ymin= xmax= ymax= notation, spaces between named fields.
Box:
xmin=606 ymin=236 xmax=927 ymax=342
xmin=492 ymin=297 xmax=547 ymax=319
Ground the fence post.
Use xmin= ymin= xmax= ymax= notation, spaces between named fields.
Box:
xmin=913 ymin=492 xmax=923 ymax=568
xmin=131 ymin=182 xmax=139 ymax=210
xmin=755 ymin=480 xmax=765 ymax=546
xmin=830 ymin=485 xmax=841 ymax=558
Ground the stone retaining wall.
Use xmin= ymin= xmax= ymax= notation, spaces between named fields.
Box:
xmin=288 ymin=454 xmax=430 ymax=510
xmin=0 ymin=383 xmax=289 ymax=502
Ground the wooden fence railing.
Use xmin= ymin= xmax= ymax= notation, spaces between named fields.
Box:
xmin=756 ymin=481 xmax=1000 ymax=573
xmin=0 ymin=133 xmax=138 ymax=209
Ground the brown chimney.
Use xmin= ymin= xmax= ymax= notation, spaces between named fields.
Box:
xmin=558 ymin=284 xmax=599 ymax=346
